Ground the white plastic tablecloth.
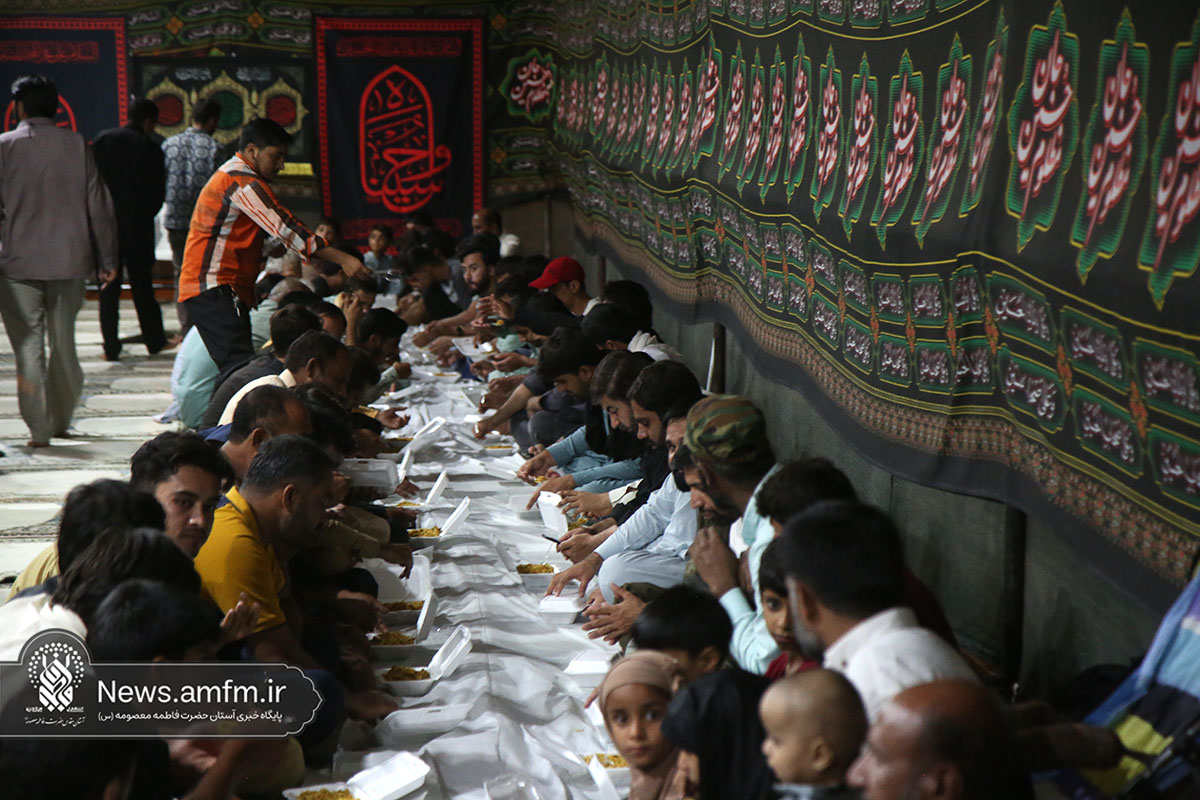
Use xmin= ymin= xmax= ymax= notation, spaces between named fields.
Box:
xmin=308 ymin=368 xmax=624 ymax=800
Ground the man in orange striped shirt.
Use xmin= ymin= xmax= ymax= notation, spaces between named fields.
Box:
xmin=178 ymin=118 xmax=368 ymax=372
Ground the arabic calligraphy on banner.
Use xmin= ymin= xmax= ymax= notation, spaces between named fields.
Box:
xmin=0 ymin=17 xmax=127 ymax=140
xmin=538 ymin=0 xmax=1200 ymax=588
xmin=316 ymin=17 xmax=483 ymax=242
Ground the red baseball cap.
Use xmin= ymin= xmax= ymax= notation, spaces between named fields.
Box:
xmin=529 ymin=256 xmax=586 ymax=289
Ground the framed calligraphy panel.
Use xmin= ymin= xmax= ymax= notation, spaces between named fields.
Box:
xmin=134 ymin=60 xmax=312 ymax=164
xmin=0 ymin=17 xmax=127 ymax=141
xmin=315 ymin=17 xmax=484 ymax=242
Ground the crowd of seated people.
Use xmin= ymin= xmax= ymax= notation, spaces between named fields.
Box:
xmin=0 ymin=191 xmax=1138 ymax=800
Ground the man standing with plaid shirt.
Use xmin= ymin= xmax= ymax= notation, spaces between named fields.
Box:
xmin=178 ymin=118 xmax=368 ymax=373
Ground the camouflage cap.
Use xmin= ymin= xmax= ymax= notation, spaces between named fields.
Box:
xmin=682 ymin=394 xmax=772 ymax=467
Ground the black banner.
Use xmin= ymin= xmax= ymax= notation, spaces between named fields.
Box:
xmin=315 ymin=17 xmax=484 ymax=242
xmin=537 ymin=0 xmax=1200 ymax=590
xmin=0 ymin=16 xmax=127 ymax=141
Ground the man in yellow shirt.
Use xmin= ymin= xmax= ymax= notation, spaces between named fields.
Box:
xmin=194 ymin=434 xmax=396 ymax=727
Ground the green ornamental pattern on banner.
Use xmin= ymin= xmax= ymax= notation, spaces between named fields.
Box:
xmin=540 ymin=0 xmax=1200 ymax=587
xmin=4 ymin=0 xmax=1199 ymax=587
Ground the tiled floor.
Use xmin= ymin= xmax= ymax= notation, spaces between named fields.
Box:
xmin=0 ymin=299 xmax=178 ymax=582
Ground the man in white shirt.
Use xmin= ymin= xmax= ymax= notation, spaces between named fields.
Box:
xmin=776 ymin=500 xmax=977 ymax=719
xmin=547 ymin=413 xmax=696 ymax=603
xmin=218 ymin=330 xmax=350 ymax=425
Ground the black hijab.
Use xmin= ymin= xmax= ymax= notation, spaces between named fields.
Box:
xmin=662 ymin=667 xmax=774 ymax=800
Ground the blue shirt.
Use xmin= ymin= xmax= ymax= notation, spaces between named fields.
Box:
xmin=718 ymin=465 xmax=783 ymax=674
xmin=161 ymin=127 xmax=220 ymax=230
xmin=545 ymin=423 xmax=644 ymax=492
xmin=171 ymin=327 xmax=219 ymax=429
xmin=364 ymin=251 xmax=397 ymax=273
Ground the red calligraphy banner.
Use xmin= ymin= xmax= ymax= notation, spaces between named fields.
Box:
xmin=316 ymin=17 xmax=484 ymax=243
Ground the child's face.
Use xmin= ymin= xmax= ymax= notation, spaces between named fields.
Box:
xmin=761 ymin=587 xmax=798 ymax=653
xmin=368 ymin=229 xmax=391 ymax=254
xmin=315 ymin=222 xmax=337 ymax=242
xmin=760 ymin=691 xmax=823 ymax=784
xmin=604 ymin=684 xmax=674 ymax=771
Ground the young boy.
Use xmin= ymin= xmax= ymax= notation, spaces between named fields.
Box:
xmin=759 ymin=669 xmax=867 ymax=797
xmin=364 ymin=224 xmax=397 ymax=274
xmin=760 ymin=538 xmax=819 ymax=680
xmin=630 ymin=585 xmax=732 ymax=684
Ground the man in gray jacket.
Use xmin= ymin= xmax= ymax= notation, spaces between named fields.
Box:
xmin=0 ymin=75 xmax=118 ymax=447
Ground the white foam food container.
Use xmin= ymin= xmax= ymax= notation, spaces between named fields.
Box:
xmin=585 ymin=755 xmax=631 ymax=796
xmin=507 ymin=493 xmax=541 ymax=517
xmin=440 ymin=497 xmax=471 ymax=536
xmin=342 ymin=458 xmax=400 ymax=491
xmin=484 ymin=775 xmax=544 ymax=800
xmin=373 ymin=553 xmax=431 ymax=600
xmin=381 ymin=588 xmax=433 ymax=627
xmin=282 ymin=752 xmax=429 ymax=800
xmin=376 ymin=702 xmax=473 ymax=742
xmin=586 ymin=757 xmax=623 ymax=800
xmin=378 ymin=625 xmax=472 ymax=696
xmin=451 ymin=336 xmax=493 ymax=358
xmin=482 ymin=441 xmax=517 ymax=456
xmin=396 ymin=448 xmax=413 ymax=482
xmin=448 ymin=426 xmax=488 ymax=452
xmin=516 ymin=564 xmax=560 ymax=593
xmin=403 ymin=416 xmax=447 ymax=455
xmin=564 ymin=651 xmax=615 ymax=689
xmin=375 ymin=592 xmax=436 ymax=648
xmin=422 ymin=470 xmax=448 ymax=507
xmin=382 ymin=383 xmax=428 ymax=403
xmin=536 ymin=492 xmax=568 ymax=535
xmin=538 ymin=594 xmax=585 ymax=625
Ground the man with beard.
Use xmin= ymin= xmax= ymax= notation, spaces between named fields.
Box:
xmin=411 ymin=233 xmax=501 ymax=347
xmin=546 ymin=362 xmax=705 ymax=602
xmin=194 ymin=435 xmax=397 ymax=727
xmin=672 ymin=395 xmax=781 ymax=673
xmin=775 ymin=501 xmax=976 ymax=719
